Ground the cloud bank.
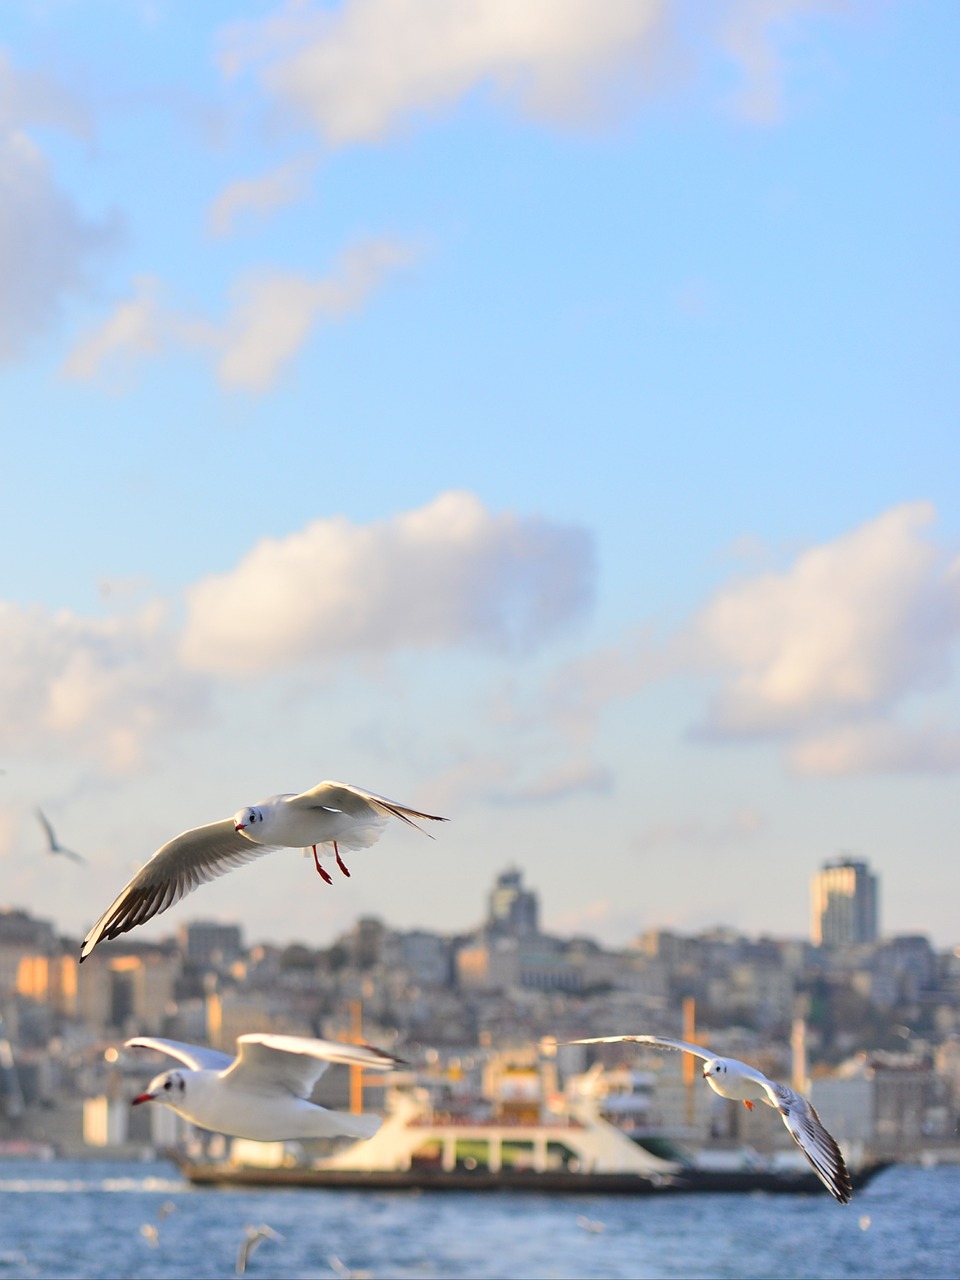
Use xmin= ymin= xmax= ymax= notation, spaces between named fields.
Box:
xmin=3 ymin=498 xmax=955 ymax=782
xmin=693 ymin=502 xmax=960 ymax=740
xmin=219 ymin=0 xmax=670 ymax=144
xmin=0 ymin=599 xmax=208 ymax=770
xmin=0 ymin=493 xmax=595 ymax=771
xmin=218 ymin=0 xmax=851 ymax=146
xmin=181 ymin=490 xmax=596 ymax=674
xmin=534 ymin=502 xmax=960 ymax=778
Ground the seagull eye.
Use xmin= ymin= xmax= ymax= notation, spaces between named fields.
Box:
xmin=164 ymin=1080 xmax=172 ymax=1090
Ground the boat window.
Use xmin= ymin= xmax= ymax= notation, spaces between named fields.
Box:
xmin=410 ymin=1139 xmax=442 ymax=1166
xmin=501 ymin=1140 xmax=535 ymax=1170
xmin=546 ymin=1141 xmax=579 ymax=1171
xmin=455 ymin=1139 xmax=489 ymax=1171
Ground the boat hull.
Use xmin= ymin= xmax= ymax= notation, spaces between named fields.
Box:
xmin=176 ymin=1159 xmax=890 ymax=1196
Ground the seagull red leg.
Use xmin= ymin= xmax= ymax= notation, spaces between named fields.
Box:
xmin=334 ymin=840 xmax=351 ymax=878
xmin=311 ymin=845 xmax=334 ymax=885
xmin=743 ymin=1100 xmax=755 ymax=1111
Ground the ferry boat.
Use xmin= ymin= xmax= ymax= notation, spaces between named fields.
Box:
xmin=177 ymin=1085 xmax=683 ymax=1191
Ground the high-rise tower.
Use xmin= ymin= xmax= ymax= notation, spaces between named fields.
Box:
xmin=486 ymin=867 xmax=539 ymax=936
xmin=811 ymin=856 xmax=879 ymax=946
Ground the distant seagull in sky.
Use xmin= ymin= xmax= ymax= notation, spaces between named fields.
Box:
xmin=80 ymin=780 xmax=447 ymax=960
xmin=236 ymin=1224 xmax=283 ymax=1275
xmin=569 ymin=1034 xmax=853 ymax=1203
xmin=36 ymin=809 xmax=84 ymax=864
xmin=126 ymin=1032 xmax=404 ymax=1141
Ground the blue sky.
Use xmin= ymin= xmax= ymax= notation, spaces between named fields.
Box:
xmin=2 ymin=0 xmax=958 ymax=953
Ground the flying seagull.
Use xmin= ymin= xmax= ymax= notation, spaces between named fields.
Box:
xmin=36 ymin=809 xmax=84 ymax=864
xmin=236 ymin=1224 xmax=283 ymax=1275
xmin=328 ymin=1255 xmax=373 ymax=1279
xmin=126 ymin=1032 xmax=404 ymax=1141
xmin=139 ymin=1199 xmax=175 ymax=1249
xmin=569 ymin=1034 xmax=853 ymax=1203
xmin=80 ymin=780 xmax=447 ymax=960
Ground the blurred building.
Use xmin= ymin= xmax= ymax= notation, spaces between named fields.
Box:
xmin=811 ymin=857 xmax=879 ymax=947
xmin=75 ymin=944 xmax=180 ymax=1036
xmin=179 ymin=920 xmax=244 ymax=968
xmin=487 ymin=868 xmax=539 ymax=936
xmin=0 ymin=910 xmax=57 ymax=995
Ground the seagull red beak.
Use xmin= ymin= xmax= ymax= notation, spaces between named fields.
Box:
xmin=235 ymin=822 xmax=246 ymax=832
xmin=132 ymin=1091 xmax=155 ymax=1106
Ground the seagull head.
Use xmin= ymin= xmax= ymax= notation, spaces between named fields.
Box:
xmin=133 ymin=1069 xmax=187 ymax=1107
xmin=702 ymin=1058 xmax=727 ymax=1081
xmin=233 ymin=805 xmax=263 ymax=834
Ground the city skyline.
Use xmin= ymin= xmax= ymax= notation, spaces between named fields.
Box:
xmin=2 ymin=856 xmax=946 ymax=961
xmin=1 ymin=3 xmax=958 ymax=953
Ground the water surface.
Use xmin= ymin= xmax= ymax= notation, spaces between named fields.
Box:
xmin=0 ymin=1160 xmax=955 ymax=1279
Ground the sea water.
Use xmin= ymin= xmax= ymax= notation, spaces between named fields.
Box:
xmin=0 ymin=1160 xmax=956 ymax=1279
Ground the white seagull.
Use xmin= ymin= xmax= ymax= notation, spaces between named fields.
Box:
xmin=126 ymin=1032 xmax=403 ymax=1141
xmin=236 ymin=1224 xmax=283 ymax=1275
xmin=80 ymin=780 xmax=447 ymax=960
xmin=139 ymin=1200 xmax=176 ymax=1249
xmin=36 ymin=809 xmax=85 ymax=864
xmin=570 ymin=1034 xmax=853 ymax=1204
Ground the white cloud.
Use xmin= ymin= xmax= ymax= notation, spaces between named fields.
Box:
xmin=216 ymin=239 xmax=414 ymax=390
xmin=0 ymin=493 xmax=593 ymax=775
xmin=218 ymin=0 xmax=671 ymax=144
xmin=217 ymin=0 xmax=854 ymax=145
xmin=61 ymin=274 xmax=166 ymax=380
xmin=693 ymin=502 xmax=960 ymax=738
xmin=0 ymin=599 xmax=209 ymax=771
xmin=518 ymin=502 xmax=960 ymax=779
xmin=788 ymin=722 xmax=960 ymax=777
xmin=181 ymin=490 xmax=595 ymax=675
xmin=207 ymin=156 xmax=316 ymax=237
xmin=62 ymin=238 xmax=414 ymax=391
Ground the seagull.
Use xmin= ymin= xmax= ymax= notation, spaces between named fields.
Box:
xmin=569 ymin=1034 xmax=853 ymax=1204
xmin=36 ymin=809 xmax=84 ymax=864
xmin=328 ymin=1255 xmax=373 ymax=1279
xmin=80 ymin=780 xmax=447 ymax=960
xmin=139 ymin=1201 xmax=175 ymax=1249
xmin=126 ymin=1032 xmax=404 ymax=1141
xmin=236 ymin=1224 xmax=283 ymax=1275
